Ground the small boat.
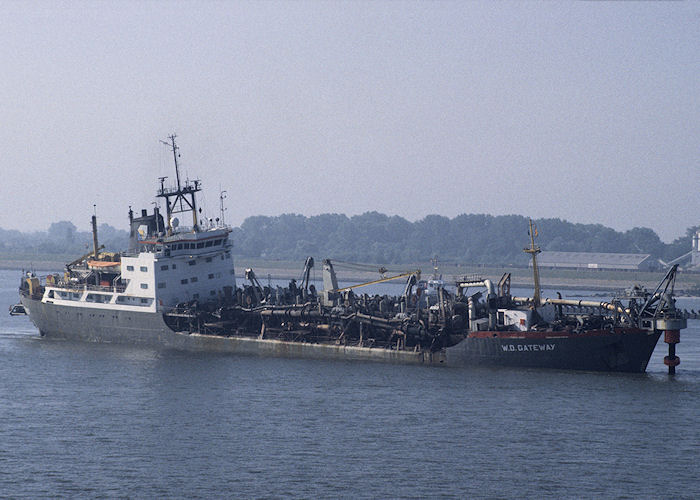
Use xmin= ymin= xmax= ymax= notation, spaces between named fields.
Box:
xmin=9 ymin=303 xmax=26 ymax=316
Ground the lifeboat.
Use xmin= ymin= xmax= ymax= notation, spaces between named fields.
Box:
xmin=87 ymin=259 xmax=121 ymax=273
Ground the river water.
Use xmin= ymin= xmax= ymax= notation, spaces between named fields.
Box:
xmin=1 ymin=269 xmax=699 ymax=498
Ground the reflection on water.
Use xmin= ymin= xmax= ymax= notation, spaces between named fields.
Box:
xmin=2 ymin=269 xmax=699 ymax=498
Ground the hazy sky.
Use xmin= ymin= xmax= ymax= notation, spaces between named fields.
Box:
xmin=1 ymin=1 xmax=698 ymax=242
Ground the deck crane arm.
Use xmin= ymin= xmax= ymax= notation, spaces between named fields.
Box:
xmin=66 ymin=245 xmax=105 ymax=271
xmin=300 ymin=257 xmax=314 ymax=292
xmin=244 ymin=268 xmax=265 ymax=303
xmin=332 ymin=270 xmax=421 ymax=293
xmin=403 ymin=273 xmax=419 ymax=299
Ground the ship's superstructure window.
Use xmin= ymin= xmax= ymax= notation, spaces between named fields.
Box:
xmin=161 ymin=265 xmax=169 ymax=271
xmin=140 ymin=266 xmax=148 ymax=272
xmin=140 ymin=283 xmax=148 ymax=289
xmin=213 ymin=239 xmax=221 ymax=246
xmin=208 ymin=274 xmax=214 ymax=279
xmin=193 ymin=293 xmax=199 ymax=299
xmin=116 ymin=296 xmax=153 ymax=307
xmin=181 ymin=279 xmax=188 ymax=284
xmin=158 ymin=282 xmax=166 ymax=289
xmin=205 ymin=241 xmax=213 ymax=248
xmin=197 ymin=242 xmax=204 ymax=249
xmin=172 ymin=264 xmax=177 ymax=269
xmin=191 ymin=277 xmax=198 ymax=283
xmin=127 ymin=265 xmax=134 ymax=271
xmin=86 ymin=293 xmax=112 ymax=303
xmin=55 ymin=290 xmax=80 ymax=301
xmin=206 ymin=257 xmax=212 ymax=263
xmin=188 ymin=260 xmax=196 ymax=266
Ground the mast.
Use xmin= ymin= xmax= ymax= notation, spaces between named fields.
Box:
xmin=170 ymin=135 xmax=182 ymax=191
xmin=156 ymin=134 xmax=202 ymax=233
xmin=219 ymin=189 xmax=227 ymax=226
xmin=91 ymin=205 xmax=99 ymax=258
xmin=524 ymin=219 xmax=542 ymax=307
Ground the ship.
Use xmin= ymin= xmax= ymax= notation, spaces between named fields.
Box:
xmin=19 ymin=135 xmax=687 ymax=373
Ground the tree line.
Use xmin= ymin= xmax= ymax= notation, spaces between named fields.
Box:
xmin=231 ymin=212 xmax=696 ymax=265
xmin=1 ymin=213 xmax=696 ymax=266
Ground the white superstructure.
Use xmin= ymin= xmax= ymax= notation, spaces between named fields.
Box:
xmin=38 ymin=134 xmax=236 ymax=315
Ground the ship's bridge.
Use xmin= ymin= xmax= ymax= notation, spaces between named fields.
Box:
xmin=131 ymin=226 xmax=232 ymax=258
xmin=121 ymin=225 xmax=236 ymax=309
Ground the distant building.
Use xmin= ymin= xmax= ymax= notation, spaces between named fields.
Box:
xmin=692 ymin=231 xmax=700 ymax=268
xmin=535 ymin=251 xmax=657 ymax=271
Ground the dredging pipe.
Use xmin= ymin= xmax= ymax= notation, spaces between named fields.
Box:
xmin=512 ymin=297 xmax=630 ymax=316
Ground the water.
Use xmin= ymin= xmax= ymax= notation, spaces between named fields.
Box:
xmin=2 ymin=269 xmax=699 ymax=498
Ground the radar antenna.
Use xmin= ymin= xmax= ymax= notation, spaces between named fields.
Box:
xmin=156 ymin=134 xmax=201 ymax=234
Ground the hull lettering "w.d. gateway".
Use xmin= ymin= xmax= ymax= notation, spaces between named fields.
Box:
xmin=501 ymin=344 xmax=555 ymax=352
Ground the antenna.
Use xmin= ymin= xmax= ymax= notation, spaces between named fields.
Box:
xmin=159 ymin=134 xmax=181 ymax=191
xmin=219 ymin=189 xmax=228 ymax=226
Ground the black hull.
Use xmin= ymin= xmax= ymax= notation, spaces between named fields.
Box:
xmin=446 ymin=329 xmax=662 ymax=373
